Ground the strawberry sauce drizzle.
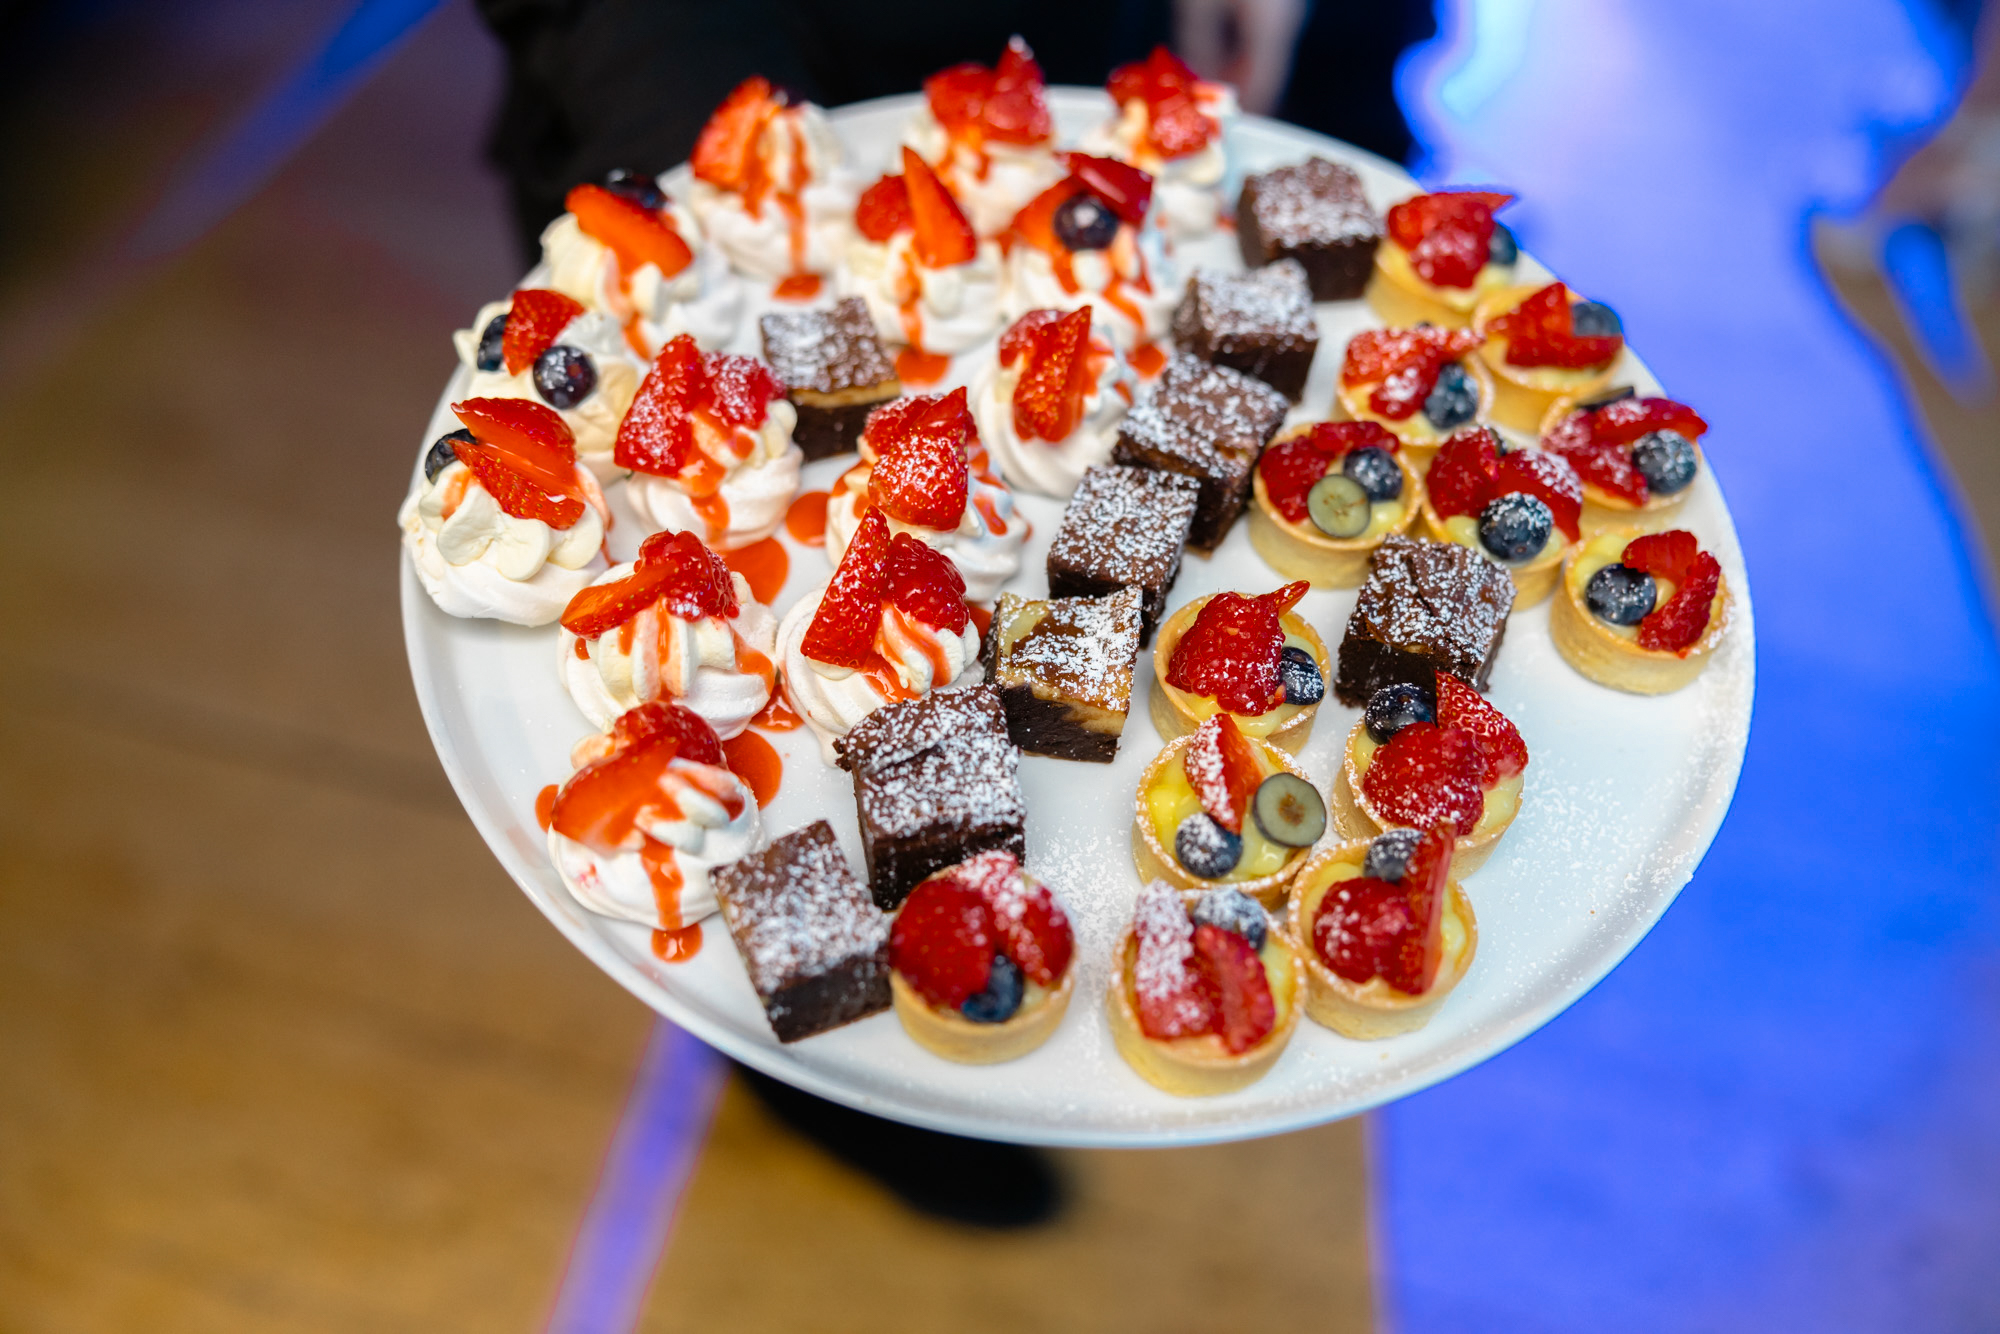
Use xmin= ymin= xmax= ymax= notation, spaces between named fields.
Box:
xmin=721 ymin=536 xmax=788 ymax=604
xmin=773 ymin=273 xmax=821 ymax=300
xmin=535 ymin=784 xmax=559 ymax=831
xmin=785 ymin=490 xmax=829 ymax=545
xmin=895 ymin=346 xmax=952 ymax=386
xmin=751 ymin=691 xmax=803 ymax=731
xmin=651 ymin=925 xmax=703 ymax=961
xmin=721 ymin=730 xmax=783 ymax=807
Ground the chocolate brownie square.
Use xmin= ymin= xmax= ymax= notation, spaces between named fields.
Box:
xmin=1236 ymin=158 xmax=1384 ymax=302
xmin=1111 ymin=356 xmax=1289 ymax=552
xmin=1045 ymin=464 xmax=1200 ymax=646
xmin=1334 ymin=536 xmax=1515 ymax=705
xmin=982 ymin=587 xmax=1142 ymax=763
xmin=759 ymin=298 xmax=900 ymax=460
xmin=1170 ymin=260 xmax=1320 ymax=401
xmin=711 ymin=822 xmax=891 ymax=1043
xmin=834 ymin=686 xmax=1027 ymax=910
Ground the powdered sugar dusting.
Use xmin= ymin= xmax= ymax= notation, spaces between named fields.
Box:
xmin=1178 ymin=261 xmax=1316 ymax=341
xmin=1048 ymin=465 xmax=1200 ymax=586
xmin=759 ymin=297 xmax=895 ymax=394
xmin=1132 ymin=882 xmax=1203 ymax=1020
xmin=1000 ymin=587 xmax=1141 ymax=712
xmin=714 ymin=822 xmax=888 ymax=994
xmin=1350 ymin=536 xmax=1513 ymax=669
xmin=842 ymin=686 xmax=1027 ymax=839
xmin=1243 ymin=157 xmax=1383 ymax=249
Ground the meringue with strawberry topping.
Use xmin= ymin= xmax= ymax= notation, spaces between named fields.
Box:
xmin=900 ymin=37 xmax=1066 ymax=239
xmin=778 ymin=509 xmax=984 ymax=764
xmin=1079 ymin=47 xmax=1236 ymax=238
xmin=618 ymin=334 xmax=802 ymax=551
xmin=546 ymin=701 xmax=763 ymax=937
xmin=824 ymin=388 xmax=1026 ymax=602
xmin=687 ymin=77 xmax=858 ymax=287
xmin=1001 ymin=154 xmax=1177 ymax=351
xmin=400 ymin=397 xmax=610 ymax=625
xmin=557 ymin=530 xmax=778 ymax=738
xmin=973 ymin=306 xmax=1135 ymax=497
xmin=539 ymin=172 xmax=746 ymax=354
xmin=842 ymin=148 xmax=1005 ymax=357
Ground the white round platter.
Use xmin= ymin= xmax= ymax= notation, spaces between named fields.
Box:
xmin=401 ymin=88 xmax=1754 ymax=1147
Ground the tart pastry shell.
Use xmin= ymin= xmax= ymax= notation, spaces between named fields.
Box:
xmin=1548 ymin=527 xmax=1732 ymax=694
xmin=890 ymin=965 xmax=1075 ymax=1065
xmin=1415 ymin=500 xmax=1567 ymax=610
xmin=1149 ymin=597 xmax=1330 ymax=754
xmin=1130 ymin=736 xmax=1317 ymax=908
xmin=1246 ymin=429 xmax=1425 ymax=589
xmin=1329 ymin=719 xmax=1518 ymax=875
xmin=1471 ymin=284 xmax=1617 ymax=433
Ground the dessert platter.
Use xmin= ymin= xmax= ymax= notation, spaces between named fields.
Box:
xmin=400 ymin=46 xmax=1753 ymax=1146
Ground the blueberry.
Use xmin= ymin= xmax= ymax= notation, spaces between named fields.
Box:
xmin=424 ymin=428 xmax=475 ymax=482
xmin=534 ymin=344 xmax=598 ymax=409
xmin=1053 ymin=192 xmax=1119 ymax=251
xmin=1423 ymin=361 xmax=1479 ymax=431
xmin=1364 ymin=681 xmax=1435 ymax=745
xmin=1278 ymin=645 xmax=1324 ymax=705
xmin=1631 ymin=429 xmax=1697 ymax=495
xmin=1569 ymin=300 xmax=1622 ymax=337
xmin=475 ymin=311 xmax=507 ymax=372
xmin=1342 ymin=446 xmax=1403 ymax=502
xmin=959 ymin=953 xmax=1024 ymax=1023
xmin=1364 ymin=828 xmax=1424 ymax=882
xmin=1252 ymin=772 xmax=1327 ymax=848
xmin=603 ymin=167 xmax=667 ymax=212
xmin=1486 ymin=221 xmax=1518 ymax=267
xmin=1478 ymin=491 xmax=1553 ymax=562
xmin=1585 ymin=563 xmax=1657 ymax=625
xmin=1578 ymin=385 xmax=1635 ymax=412
xmin=1190 ymin=887 xmax=1268 ymax=952
xmin=1307 ymin=474 xmax=1371 ymax=538
xmin=1175 ymin=812 xmax=1242 ymax=879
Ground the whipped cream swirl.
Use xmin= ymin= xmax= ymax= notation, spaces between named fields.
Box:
xmin=973 ymin=336 xmax=1136 ymax=498
xmin=453 ymin=301 xmax=644 ymax=480
xmin=687 ymin=103 xmax=858 ymax=279
xmin=840 ymin=234 xmax=1005 ymax=355
xmin=1001 ymin=222 xmax=1178 ymax=350
xmin=399 ymin=457 xmax=607 ymax=626
xmin=901 ymin=105 xmax=1065 ymax=238
xmin=626 ymin=399 xmax=804 ymax=551
xmin=823 ymin=462 xmax=1025 ymax=603
xmin=1077 ymin=85 xmax=1237 ymax=238
xmin=538 ymin=202 xmax=746 ymax=354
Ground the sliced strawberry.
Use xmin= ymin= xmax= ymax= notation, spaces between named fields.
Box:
xmin=561 ymin=566 xmax=669 ymax=639
xmin=1542 ymin=409 xmax=1650 ymax=505
xmin=1132 ymin=883 xmax=1216 ymax=1040
xmin=1106 ymin=47 xmax=1217 ymax=158
xmin=925 ymin=64 xmax=989 ymax=136
xmin=501 ymin=289 xmax=585 ymax=376
xmin=1005 ymin=179 xmax=1077 ymax=256
xmin=985 ymin=37 xmax=1051 ymax=144
xmin=890 ymin=875 xmax=995 ymax=1008
xmin=1360 ymin=722 xmax=1487 ymax=831
xmin=611 ymin=699 xmax=724 ymax=767
xmin=998 ymin=308 xmax=1063 ymax=369
xmin=636 ymin=528 xmax=739 ymax=619
xmin=1063 ymin=152 xmax=1154 ymax=226
xmin=1588 ymin=396 xmax=1708 ymax=447
xmin=1257 ymin=422 xmax=1397 ymax=523
xmin=453 ymin=439 xmax=586 ymax=528
xmin=900 ymin=146 xmax=976 ymax=268
xmin=703 ymin=350 xmax=782 ymax=429
xmin=1423 ymin=426 xmax=1502 ymax=521
xmin=883 ymin=532 xmax=969 ymax=633
xmin=1191 ymin=923 xmax=1276 ymax=1053
xmin=691 ymin=76 xmax=777 ymax=191
xmin=549 ymin=728 xmax=679 ymax=853
xmin=1311 ymin=819 xmax=1455 ymax=993
xmin=1492 ymin=283 xmax=1622 ymax=369
xmin=800 ymin=509 xmax=891 ymax=669
xmin=1011 ymin=305 xmax=1092 ymax=442
xmin=1181 ymin=714 xmax=1262 ymax=834
xmin=614 ymin=334 xmax=705 ymax=477
xmin=451 ymin=396 xmax=587 ymax=524
xmin=954 ymin=848 xmax=1072 ymax=986
xmin=1493 ymin=449 xmax=1583 ymax=541
xmin=1637 ymin=551 xmax=1721 ymax=654
xmin=1342 ymin=327 xmax=1483 ymax=420
xmin=564 ymin=184 xmax=694 ymax=279
xmin=855 ymin=173 xmax=912 ymax=242
xmin=1622 ymin=529 xmax=1700 ymax=584
xmin=1385 ymin=190 xmax=1513 ymax=288
xmin=1434 ymin=670 xmax=1527 ymax=784
xmin=1388 ymin=821 xmax=1455 ymax=994
xmin=863 ymin=386 xmax=977 ymax=457
xmin=1165 ymin=585 xmax=1304 ymax=717
xmin=867 ymin=396 xmax=972 ymax=530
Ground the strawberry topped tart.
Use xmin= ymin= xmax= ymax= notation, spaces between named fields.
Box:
xmin=1079 ymin=46 xmax=1236 ymax=238
xmin=824 ymin=388 xmax=1025 ymax=602
xmin=843 ymin=148 xmax=1005 ymax=363
xmin=1001 ymin=153 xmax=1177 ymax=351
xmin=1551 ymin=527 xmax=1731 ymax=693
xmin=400 ymin=397 xmax=610 ymax=625
xmin=1472 ymin=281 xmax=1626 ymax=431
xmin=1151 ymin=582 xmax=1331 ymax=752
xmin=1248 ymin=420 xmax=1424 ymax=587
xmin=1133 ymin=713 xmax=1326 ymax=903
xmin=778 ymin=509 xmax=984 ymax=764
xmin=687 ymin=77 xmax=859 ymax=291
xmin=1420 ymin=425 xmax=1583 ymax=608
xmin=972 ymin=306 xmax=1136 ymax=498
xmin=617 ymin=334 xmax=802 ymax=551
xmin=1335 ymin=324 xmax=1493 ymax=464
xmin=1540 ymin=390 xmax=1711 ymax=528
xmin=539 ymin=172 xmax=746 ymax=354
xmin=556 ymin=529 xmax=778 ymax=738
xmin=900 ymin=38 xmax=1065 ymax=240
xmin=455 ymin=288 xmax=645 ymax=479
xmin=1367 ymin=189 xmax=1518 ymax=329
xmin=545 ymin=700 xmax=763 ymax=944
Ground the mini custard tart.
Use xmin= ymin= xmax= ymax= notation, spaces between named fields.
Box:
xmin=399 ymin=397 xmax=611 ymax=626
xmin=540 ymin=173 xmax=746 ymax=356
xmin=1366 ymin=189 xmax=1519 ymax=329
xmin=556 ymin=530 xmax=778 ymax=739
xmin=686 ymin=77 xmax=859 ymax=290
xmin=1334 ymin=325 xmax=1494 ymax=468
xmin=1132 ymin=714 xmax=1327 ymax=907
xmin=778 ymin=508 xmax=984 ymax=765
xmin=1550 ymin=527 xmax=1731 ymax=694
xmin=1470 ymin=281 xmax=1626 ymax=432
xmin=1417 ymin=425 xmax=1583 ymax=609
xmin=1078 ymin=45 xmax=1236 ymax=239
xmin=1331 ymin=671 xmax=1526 ymax=875
xmin=615 ymin=334 xmax=802 ymax=552
xmin=455 ymin=289 xmax=645 ymax=482
xmin=841 ymin=149 xmax=1005 ymax=375
xmin=1539 ymin=388 xmax=1711 ymax=531
xmin=1000 ymin=153 xmax=1177 ymax=354
xmin=1106 ymin=881 xmax=1302 ymax=1096
xmin=1248 ymin=421 xmax=1423 ymax=588
xmin=900 ymin=37 xmax=1065 ymax=240
xmin=973 ymin=306 xmax=1135 ymax=499
xmin=1152 ymin=582 xmax=1329 ymax=753
xmin=544 ymin=701 xmax=763 ymax=947
xmin=887 ymin=849 xmax=1076 ymax=1064
xmin=824 ymin=387 xmax=1025 ymax=603
xmin=1289 ymin=823 xmax=1477 ymax=1039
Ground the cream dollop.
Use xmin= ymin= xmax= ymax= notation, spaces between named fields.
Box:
xmin=625 ymin=399 xmax=803 ymax=551
xmin=973 ymin=335 xmax=1136 ymax=498
xmin=839 ymin=233 xmax=1005 ymax=355
xmin=538 ymin=204 xmax=746 ymax=353
xmin=823 ymin=463 xmax=1025 ymax=603
xmin=1001 ymin=223 xmax=1177 ymax=350
xmin=1077 ymin=85 xmax=1237 ymax=238
xmin=399 ymin=458 xmax=606 ymax=625
xmin=687 ymin=103 xmax=858 ymax=279
xmin=901 ymin=105 xmax=1065 ymax=238
xmin=453 ymin=301 xmax=644 ymax=480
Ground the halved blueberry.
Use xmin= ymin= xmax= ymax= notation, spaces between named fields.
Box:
xmin=1486 ymin=221 xmax=1518 ymax=267
xmin=603 ymin=167 xmax=667 ymax=213
xmin=1569 ymin=300 xmax=1622 ymax=337
xmin=534 ymin=344 xmax=598 ymax=409
xmin=1585 ymin=563 xmax=1657 ymax=625
xmin=1308 ymin=474 xmax=1371 ymax=538
xmin=475 ymin=311 xmax=507 ymax=372
xmin=1363 ymin=828 xmax=1424 ymax=882
xmin=1632 ymin=429 xmax=1697 ymax=495
xmin=1423 ymin=361 xmax=1479 ymax=431
xmin=1053 ymin=192 xmax=1118 ymax=251
xmin=1364 ymin=681 xmax=1435 ymax=744
xmin=960 ymin=953 xmax=1024 ymax=1023
xmin=1278 ymin=645 xmax=1324 ymax=705
xmin=1478 ymin=491 xmax=1553 ymax=562
xmin=1175 ymin=812 xmax=1243 ymax=879
xmin=1342 ymin=445 xmax=1403 ymax=502
xmin=1191 ymin=887 xmax=1268 ymax=952
xmin=424 ymin=428 xmax=476 ymax=482
xmin=1252 ymin=772 xmax=1327 ymax=848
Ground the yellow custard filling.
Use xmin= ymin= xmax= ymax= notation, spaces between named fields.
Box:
xmin=1437 ymin=513 xmax=1567 ymax=569
xmin=1168 ymin=618 xmax=1321 ymax=739
xmin=1342 ymin=370 xmax=1478 ymax=445
xmin=1296 ymin=860 xmax=1469 ymax=998
xmin=1146 ymin=752 xmax=1296 ymax=883
xmin=1377 ymin=240 xmax=1514 ymax=311
xmin=1351 ymin=727 xmax=1522 ymax=840
xmin=1568 ymin=533 xmax=1725 ymax=648
xmin=1480 ymin=337 xmax=1616 ymax=392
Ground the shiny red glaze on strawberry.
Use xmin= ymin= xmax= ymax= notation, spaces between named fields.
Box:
xmin=997 ymin=308 xmax=1062 ymax=368
xmin=1385 ymin=190 xmax=1513 ymax=288
xmin=1361 ymin=722 xmax=1487 ymax=830
xmin=952 ymin=848 xmax=1072 ymax=986
xmin=453 ymin=440 xmax=587 ymax=528
xmin=560 ymin=570 xmax=662 ymax=639
xmin=900 ymin=146 xmax=977 ymax=268
xmin=451 ymin=396 xmax=587 ymax=524
xmin=864 ymin=386 xmax=978 ymax=457
xmin=801 ymin=509 xmax=891 ymax=668
xmin=1542 ymin=398 xmax=1705 ymax=504
xmin=564 ymin=184 xmax=694 ymax=280
xmin=1063 ymin=152 xmax=1154 ymax=225
xmin=1011 ymin=306 xmax=1093 ymax=442
xmin=1587 ymin=396 xmax=1708 ymax=447
xmin=890 ymin=875 xmax=995 ymax=1008
xmin=691 ymin=76 xmax=777 ymax=191
xmin=1314 ymin=821 xmax=1454 ymax=992
xmin=884 ymin=532 xmax=969 ymax=633
xmin=501 ymin=289 xmax=585 ymax=376
xmin=1342 ymin=327 xmax=1483 ymax=420
xmin=1434 ymin=670 xmax=1526 ymax=785
xmin=561 ymin=532 xmax=736 ymax=638
xmin=1256 ymin=421 xmax=1400 ymax=524
xmin=1133 ymin=887 xmax=1217 ymax=1039
xmin=614 ymin=334 xmax=703 ymax=477
xmin=869 ymin=426 xmax=970 ymax=529
xmin=1424 ymin=426 xmax=1504 ymax=520
xmin=549 ymin=727 xmax=681 ymax=851
xmin=1628 ymin=534 xmax=1721 ymax=653
xmin=925 ymin=37 xmax=1052 ymax=146
xmin=1493 ymin=449 xmax=1584 ymax=540
xmin=1181 ymin=714 xmax=1263 ymax=835
xmin=1622 ymin=529 xmax=1700 ymax=583
xmin=611 ymin=699 xmax=724 ymax=767
xmin=1191 ymin=923 xmax=1276 ymax=1052
xmin=1165 ymin=584 xmax=1308 ymax=717
xmin=855 ymin=174 xmax=912 ymax=242
xmin=1106 ymin=46 xmax=1217 ymax=158
xmin=1491 ymin=283 xmax=1622 ymax=369
xmin=704 ymin=351 xmax=783 ymax=429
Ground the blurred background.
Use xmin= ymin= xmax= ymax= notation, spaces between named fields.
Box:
xmin=2 ymin=0 xmax=1997 ymax=1329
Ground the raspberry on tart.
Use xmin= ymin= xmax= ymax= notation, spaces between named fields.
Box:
xmin=1151 ymin=582 xmax=1331 ymax=752
xmin=1471 ymin=281 xmax=1627 ymax=431
xmin=1248 ymin=420 xmax=1424 ymax=588
xmin=1418 ymin=425 xmax=1583 ymax=608
xmin=1288 ymin=823 xmax=1479 ymax=1038
xmin=1540 ymin=389 xmax=1711 ymax=526
xmin=888 ymin=849 xmax=1077 ymax=1064
xmin=905 ymin=37 xmax=1064 ymax=238
xmin=1105 ymin=881 xmax=1303 ymax=1097
xmin=1550 ymin=526 xmax=1732 ymax=693
xmin=1335 ymin=324 xmax=1494 ymax=462
xmin=1132 ymin=715 xmax=1326 ymax=905
xmin=840 ymin=147 xmax=1003 ymax=364
xmin=1078 ymin=46 xmax=1238 ymax=238
xmin=1332 ymin=669 xmax=1528 ymax=874
xmin=999 ymin=153 xmax=1176 ymax=350
xmin=686 ymin=76 xmax=860 ymax=286
xmin=1366 ymin=189 xmax=1518 ymax=328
